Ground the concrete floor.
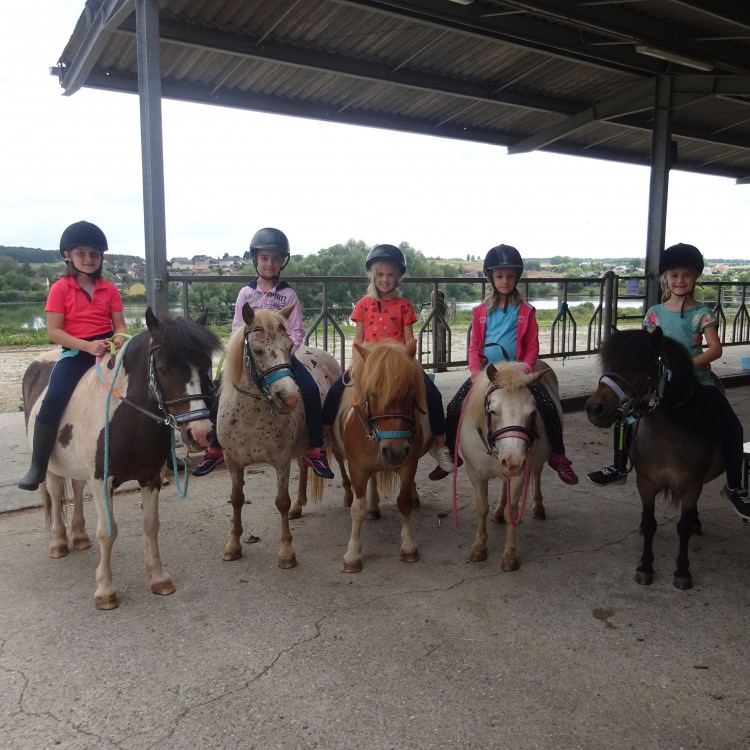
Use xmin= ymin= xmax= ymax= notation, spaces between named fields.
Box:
xmin=2 ymin=352 xmax=750 ymax=749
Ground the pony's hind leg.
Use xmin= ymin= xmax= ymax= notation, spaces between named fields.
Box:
xmin=673 ymin=501 xmax=699 ymax=590
xmin=531 ymin=467 xmax=546 ymax=520
xmin=44 ymin=473 xmax=69 ymax=559
xmin=69 ymin=479 xmax=91 ymax=550
xmin=140 ymin=483 xmax=176 ymax=597
xmin=223 ymin=462 xmax=247 ymax=561
xmin=469 ymin=476 xmax=490 ymax=562
xmin=289 ymin=460 xmax=308 ymax=520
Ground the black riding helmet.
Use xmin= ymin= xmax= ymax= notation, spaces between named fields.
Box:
xmin=59 ymin=220 xmax=108 ymax=257
xmin=659 ymin=243 xmax=704 ymax=276
xmin=365 ymin=244 xmax=407 ymax=276
xmin=483 ymin=244 xmax=524 ymax=279
xmin=249 ymin=227 xmax=290 ymax=273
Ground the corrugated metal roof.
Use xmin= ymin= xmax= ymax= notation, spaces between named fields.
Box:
xmin=54 ymin=0 xmax=750 ymax=180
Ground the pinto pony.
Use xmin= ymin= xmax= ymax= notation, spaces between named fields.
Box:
xmin=585 ymin=327 xmax=723 ymax=589
xmin=459 ymin=361 xmax=558 ymax=571
xmin=22 ymin=309 xmax=221 ymax=609
xmin=332 ymin=339 xmax=429 ymax=572
xmin=217 ymin=304 xmax=343 ymax=569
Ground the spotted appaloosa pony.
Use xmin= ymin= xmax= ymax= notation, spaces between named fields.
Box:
xmin=217 ymin=304 xmax=344 ymax=569
xmin=332 ymin=339 xmax=430 ymax=573
xmin=585 ymin=327 xmax=723 ymax=590
xmin=22 ymin=309 xmax=221 ymax=610
xmin=459 ymin=361 xmax=558 ymax=572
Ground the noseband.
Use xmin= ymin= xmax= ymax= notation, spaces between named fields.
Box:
xmin=242 ymin=325 xmax=296 ymax=407
xmin=147 ymin=343 xmax=213 ymax=426
xmin=477 ymin=384 xmax=534 ymax=457
xmin=352 ymin=394 xmax=415 ymax=441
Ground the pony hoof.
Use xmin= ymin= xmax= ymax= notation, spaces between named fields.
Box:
xmin=501 ymin=558 xmax=520 ymax=572
xmin=366 ymin=510 xmax=381 ymax=521
xmin=634 ymin=570 xmax=654 ymax=586
xmin=400 ymin=551 xmax=419 ymax=563
xmin=469 ymin=549 xmax=487 ymax=562
xmin=673 ymin=574 xmax=693 ymax=590
xmin=532 ymin=508 xmax=546 ymax=520
xmin=288 ymin=506 xmax=302 ymax=520
xmin=95 ymin=593 xmax=119 ymax=610
xmin=223 ymin=548 xmax=243 ymax=562
xmin=341 ymin=559 xmax=363 ymax=573
xmin=72 ymin=537 xmax=91 ymax=551
xmin=493 ymin=513 xmax=505 ymax=525
xmin=49 ymin=544 xmax=69 ymax=559
xmin=278 ymin=556 xmax=297 ymax=570
xmin=151 ymin=579 xmax=176 ymax=596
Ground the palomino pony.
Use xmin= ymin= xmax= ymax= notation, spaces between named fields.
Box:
xmin=217 ymin=304 xmax=344 ymax=568
xmin=585 ymin=327 xmax=723 ymax=589
xmin=459 ymin=361 xmax=558 ymax=571
xmin=332 ymin=339 xmax=429 ymax=572
xmin=22 ymin=309 xmax=221 ymax=609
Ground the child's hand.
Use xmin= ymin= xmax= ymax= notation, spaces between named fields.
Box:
xmin=88 ymin=339 xmax=109 ymax=358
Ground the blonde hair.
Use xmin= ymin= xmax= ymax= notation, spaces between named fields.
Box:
xmin=659 ymin=269 xmax=699 ymax=303
xmin=367 ymin=260 xmax=403 ymax=300
xmin=485 ymin=270 xmax=523 ymax=312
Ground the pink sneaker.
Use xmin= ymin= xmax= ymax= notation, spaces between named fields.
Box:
xmin=191 ymin=448 xmax=224 ymax=476
xmin=548 ymin=454 xmax=578 ymax=485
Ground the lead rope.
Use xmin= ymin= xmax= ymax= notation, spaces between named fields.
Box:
xmin=100 ymin=338 xmax=189 ymax=538
xmin=504 ymin=458 xmax=532 ymax=527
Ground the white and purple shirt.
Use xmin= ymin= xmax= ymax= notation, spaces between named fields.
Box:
xmin=232 ymin=279 xmax=304 ymax=353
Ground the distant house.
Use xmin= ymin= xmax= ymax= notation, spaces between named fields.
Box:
xmin=192 ymin=261 xmax=211 ymax=274
xmin=170 ymin=257 xmax=193 ymax=271
xmin=122 ymin=281 xmax=146 ymax=297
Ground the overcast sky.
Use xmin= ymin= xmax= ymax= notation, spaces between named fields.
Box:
xmin=2 ymin=1 xmax=749 ymax=261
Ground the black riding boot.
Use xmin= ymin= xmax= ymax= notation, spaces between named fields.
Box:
xmin=18 ymin=419 xmax=58 ymax=491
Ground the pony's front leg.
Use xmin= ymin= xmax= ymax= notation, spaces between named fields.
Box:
xmin=501 ymin=480 xmax=520 ymax=572
xmin=140 ymin=483 xmax=175 ymax=597
xmin=91 ymin=480 xmax=118 ymax=610
xmin=673 ymin=499 xmax=699 ymax=590
xmin=468 ymin=471 xmax=489 ymax=562
xmin=69 ymin=479 xmax=91 ymax=550
xmin=396 ymin=469 xmax=419 ymax=563
xmin=223 ymin=461 xmax=246 ymax=561
xmin=274 ymin=464 xmax=297 ymax=569
xmin=635 ymin=493 xmax=657 ymax=586
xmin=342 ymin=471 xmax=369 ymax=573
xmin=44 ymin=474 xmax=69 ymax=559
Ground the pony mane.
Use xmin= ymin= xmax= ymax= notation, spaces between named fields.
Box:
xmin=464 ymin=361 xmax=530 ymax=424
xmin=150 ymin=314 xmax=222 ymax=370
xmin=222 ymin=308 xmax=289 ymax=389
xmin=353 ymin=340 xmax=426 ymax=411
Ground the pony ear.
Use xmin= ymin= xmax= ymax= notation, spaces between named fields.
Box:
xmin=195 ymin=307 xmax=209 ymax=326
xmin=486 ymin=363 xmax=497 ymax=381
xmin=279 ymin=304 xmax=295 ymax=320
xmin=353 ymin=342 xmax=369 ymax=362
xmin=405 ymin=339 xmax=417 ymax=359
xmin=145 ymin=307 xmax=159 ymax=332
xmin=242 ymin=303 xmax=256 ymax=326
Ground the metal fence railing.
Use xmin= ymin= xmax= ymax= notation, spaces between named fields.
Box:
xmin=167 ymin=272 xmax=750 ymax=372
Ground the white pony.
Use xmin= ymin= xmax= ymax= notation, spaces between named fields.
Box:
xmin=460 ymin=361 xmax=560 ymax=571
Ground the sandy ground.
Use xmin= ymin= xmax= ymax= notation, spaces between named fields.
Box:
xmin=0 ymin=345 xmax=58 ymax=414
